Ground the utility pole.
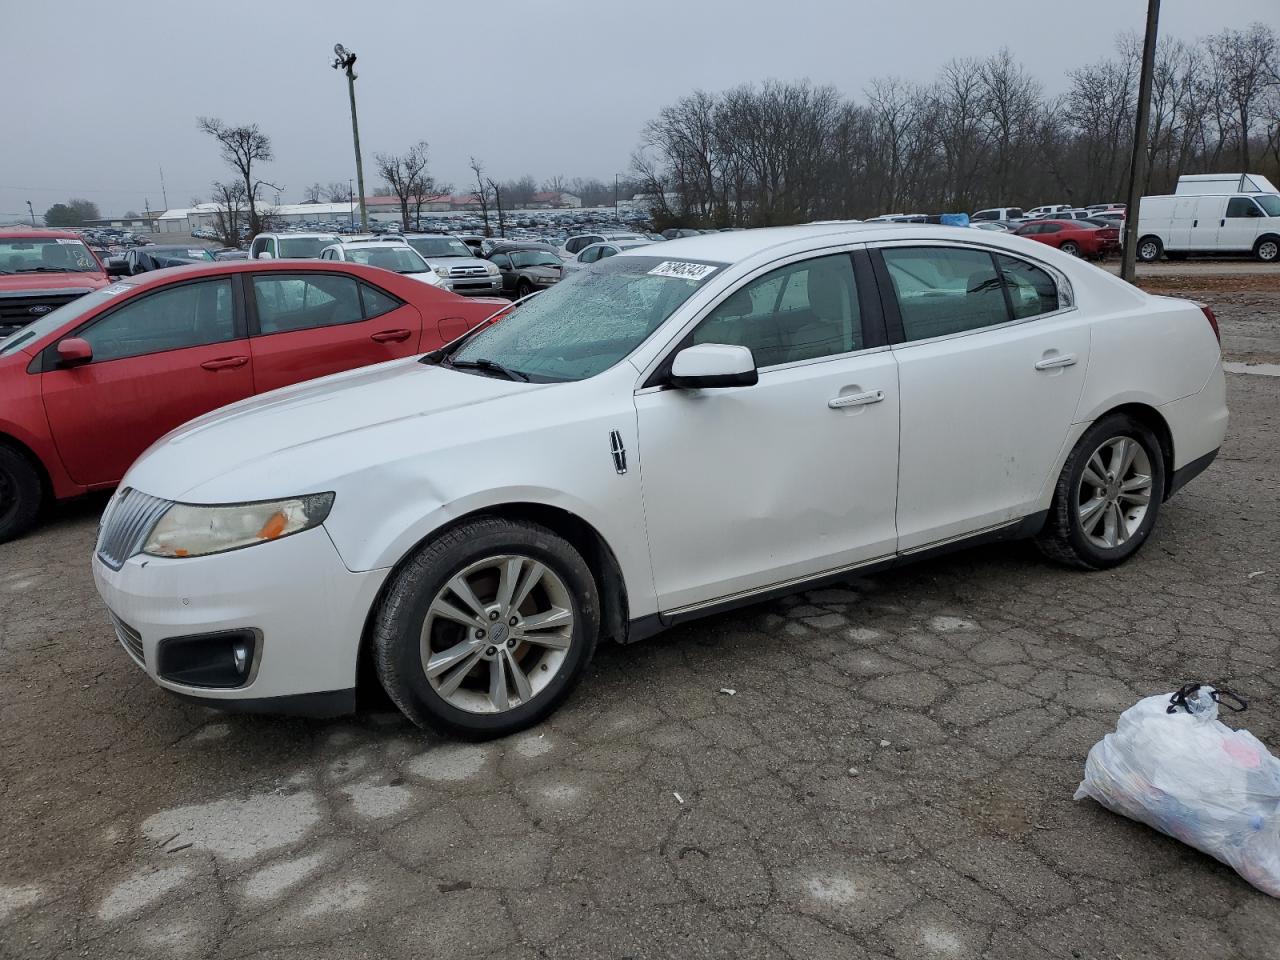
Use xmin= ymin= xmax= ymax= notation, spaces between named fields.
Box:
xmin=1121 ymin=0 xmax=1160 ymax=284
xmin=26 ymin=200 xmax=35 ymax=226
xmin=615 ymin=173 xmax=620 ymax=223
xmin=348 ymin=178 xmax=355 ymax=230
xmin=333 ymin=44 xmax=368 ymax=231
xmin=159 ymin=165 xmax=169 ymax=210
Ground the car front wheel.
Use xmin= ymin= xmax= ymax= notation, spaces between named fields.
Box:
xmin=373 ymin=516 xmax=599 ymax=739
xmin=0 ymin=445 xmax=43 ymax=544
xmin=516 ymin=279 xmax=533 ymax=299
xmin=1256 ymin=237 xmax=1279 ymax=264
xmin=1036 ymin=414 xmax=1165 ymax=570
xmin=1060 ymin=240 xmax=1080 ymax=257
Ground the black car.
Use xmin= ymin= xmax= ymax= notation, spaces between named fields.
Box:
xmin=486 ymin=243 xmax=564 ymax=298
xmin=118 ymin=245 xmax=217 ymax=275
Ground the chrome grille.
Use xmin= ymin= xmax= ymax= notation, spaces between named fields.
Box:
xmin=110 ymin=612 xmax=145 ymax=666
xmin=452 ymin=266 xmax=488 ymax=278
xmin=96 ymin=488 xmax=173 ymax=570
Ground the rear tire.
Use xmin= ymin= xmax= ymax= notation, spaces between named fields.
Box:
xmin=1255 ymin=236 xmax=1280 ymax=264
xmin=1036 ymin=413 xmax=1166 ymax=570
xmin=1136 ymin=236 xmax=1163 ymax=263
xmin=0 ymin=444 xmax=44 ymax=544
xmin=372 ymin=516 xmax=599 ymax=739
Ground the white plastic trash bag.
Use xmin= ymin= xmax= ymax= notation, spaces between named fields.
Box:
xmin=1075 ymin=684 xmax=1280 ymax=897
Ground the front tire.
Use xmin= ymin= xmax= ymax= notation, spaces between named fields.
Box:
xmin=1255 ymin=236 xmax=1280 ymax=264
xmin=1036 ymin=414 xmax=1166 ymax=570
xmin=372 ymin=516 xmax=600 ymax=739
xmin=1060 ymin=240 xmax=1081 ymax=257
xmin=1136 ymin=236 xmax=1163 ymax=263
xmin=0 ymin=445 xmax=43 ymax=544
xmin=515 ymin=279 xmax=533 ymax=299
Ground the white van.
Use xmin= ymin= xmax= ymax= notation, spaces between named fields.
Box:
xmin=248 ymin=233 xmax=342 ymax=260
xmin=1136 ymin=192 xmax=1280 ymax=263
xmin=1174 ymin=173 xmax=1279 ymax=196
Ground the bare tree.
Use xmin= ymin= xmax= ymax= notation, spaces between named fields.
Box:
xmin=542 ymin=175 xmax=568 ymax=195
xmin=210 ymin=180 xmax=247 ymax=248
xmin=469 ymin=157 xmax=493 ymax=236
xmin=197 ymin=117 xmax=276 ymax=236
xmin=323 ymin=182 xmax=351 ymax=203
xmin=1208 ymin=22 xmax=1280 ymax=171
xmin=302 ymin=182 xmax=324 ymax=203
xmin=374 ymin=141 xmax=444 ymax=230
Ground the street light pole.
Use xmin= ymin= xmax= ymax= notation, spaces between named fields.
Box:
xmin=333 ymin=44 xmax=368 ymax=231
xmin=614 ymin=173 xmax=619 ymax=224
xmin=1121 ymin=0 xmax=1160 ymax=284
xmin=26 ymin=201 xmax=35 ymax=226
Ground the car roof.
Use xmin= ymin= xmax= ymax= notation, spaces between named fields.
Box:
xmin=339 ymin=240 xmax=412 ymax=249
xmin=0 ymin=229 xmax=86 ymax=241
xmin=103 ymin=258 xmax=416 ymax=293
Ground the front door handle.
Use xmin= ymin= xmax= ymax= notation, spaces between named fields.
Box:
xmin=828 ymin=390 xmax=884 ymax=409
xmin=371 ymin=329 xmax=412 ymax=343
xmin=1035 ymin=354 xmax=1077 ymax=371
xmin=200 ymin=356 xmax=249 ymax=371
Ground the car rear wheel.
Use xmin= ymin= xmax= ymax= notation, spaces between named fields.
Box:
xmin=1036 ymin=413 xmax=1165 ymax=570
xmin=1136 ymin=236 xmax=1163 ymax=263
xmin=1255 ymin=237 xmax=1279 ymax=264
xmin=0 ymin=445 xmax=43 ymax=544
xmin=1060 ymin=240 xmax=1081 ymax=257
xmin=373 ymin=516 xmax=599 ymax=739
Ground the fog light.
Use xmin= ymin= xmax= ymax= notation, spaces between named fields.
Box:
xmin=156 ymin=629 xmax=260 ymax=688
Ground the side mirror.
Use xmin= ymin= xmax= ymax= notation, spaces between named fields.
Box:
xmin=669 ymin=343 xmax=758 ymax=389
xmin=104 ymin=258 xmax=129 ymax=277
xmin=257 ymin=251 xmax=273 ymax=260
xmin=56 ymin=338 xmax=93 ymax=367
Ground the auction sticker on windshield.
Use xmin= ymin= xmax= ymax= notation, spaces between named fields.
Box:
xmin=648 ymin=261 xmax=719 ymax=281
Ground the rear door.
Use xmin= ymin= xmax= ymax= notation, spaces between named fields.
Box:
xmin=247 ymin=271 xmax=424 ymax=393
xmin=40 ymin=276 xmax=253 ymax=485
xmin=875 ymin=243 xmax=1091 ymax=550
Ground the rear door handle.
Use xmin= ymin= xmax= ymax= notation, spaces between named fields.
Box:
xmin=371 ymin=329 xmax=412 ymax=343
xmin=1035 ymin=354 xmax=1077 ymax=371
xmin=200 ymin=356 xmax=249 ymax=371
xmin=829 ymin=390 xmax=884 ymax=409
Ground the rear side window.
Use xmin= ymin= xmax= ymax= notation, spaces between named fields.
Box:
xmin=252 ymin=274 xmax=363 ymax=334
xmin=996 ymin=255 xmax=1059 ymax=319
xmin=360 ymin=282 xmax=402 ymax=319
xmin=691 ymin=253 xmax=862 ymax=367
xmin=81 ymin=279 xmax=236 ymax=362
xmin=882 ymin=247 xmax=1009 ymax=342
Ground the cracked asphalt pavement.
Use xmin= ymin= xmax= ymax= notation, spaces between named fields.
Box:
xmin=2 ymin=291 xmax=1279 ymax=959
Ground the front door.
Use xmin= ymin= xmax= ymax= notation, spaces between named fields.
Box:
xmin=41 ymin=276 xmax=253 ymax=485
xmin=1219 ymin=196 xmax=1264 ymax=252
xmin=636 ymin=251 xmax=900 ymax=612
xmin=877 ymin=243 xmax=1091 ymax=550
xmin=246 ymin=272 xmax=424 ymax=393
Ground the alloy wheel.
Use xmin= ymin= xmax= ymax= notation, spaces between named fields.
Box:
xmin=1139 ymin=241 xmax=1159 ymax=261
xmin=420 ymin=554 xmax=575 ymax=714
xmin=1061 ymin=241 xmax=1080 ymax=257
xmin=1076 ymin=436 xmax=1153 ymax=549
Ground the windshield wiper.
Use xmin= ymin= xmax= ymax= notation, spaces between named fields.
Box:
xmin=447 ymin=357 xmax=530 ymax=382
xmin=15 ymin=266 xmax=89 ymax=273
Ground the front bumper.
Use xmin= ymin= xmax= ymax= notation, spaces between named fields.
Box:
xmin=92 ymin=526 xmax=388 ymax=712
xmin=445 ymin=276 xmax=504 ymax=296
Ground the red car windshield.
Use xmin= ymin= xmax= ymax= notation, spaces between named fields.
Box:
xmin=0 ymin=238 xmax=101 ymax=275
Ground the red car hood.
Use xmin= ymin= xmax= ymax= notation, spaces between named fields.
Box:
xmin=0 ymin=272 xmax=109 ymax=293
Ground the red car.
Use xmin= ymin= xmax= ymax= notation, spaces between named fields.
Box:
xmin=1013 ymin=220 xmax=1112 ymax=259
xmin=0 ymin=259 xmax=504 ymax=541
xmin=0 ymin=230 xmax=126 ymax=339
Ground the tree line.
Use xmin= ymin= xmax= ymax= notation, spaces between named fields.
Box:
xmin=631 ymin=23 xmax=1280 ymax=228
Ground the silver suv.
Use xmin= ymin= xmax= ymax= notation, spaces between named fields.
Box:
xmin=401 ymin=234 xmax=503 ymax=296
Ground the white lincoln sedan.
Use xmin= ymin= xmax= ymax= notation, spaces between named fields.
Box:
xmin=93 ymin=225 xmax=1227 ymax=738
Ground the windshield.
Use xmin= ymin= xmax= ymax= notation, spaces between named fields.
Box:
xmin=511 ymin=251 xmax=561 ymax=268
xmin=450 ymin=255 xmax=722 ymax=382
xmin=278 ymin=237 xmax=339 ymax=258
xmin=153 ymin=247 xmax=216 ymax=262
xmin=345 ymin=246 xmax=430 ymax=273
xmin=0 ymin=238 xmax=101 ymax=274
xmin=0 ymin=282 xmax=132 ymax=356
xmin=1256 ymin=195 xmax=1280 ymax=217
xmin=408 ymin=237 xmax=472 ymax=259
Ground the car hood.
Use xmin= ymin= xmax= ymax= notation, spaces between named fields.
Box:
xmin=124 ymin=358 xmax=545 ymax=501
xmin=422 ymin=255 xmax=492 ymax=272
xmin=0 ymin=273 xmax=109 ymax=293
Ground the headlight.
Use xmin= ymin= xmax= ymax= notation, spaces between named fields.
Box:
xmin=434 ymin=265 xmax=452 ymax=278
xmin=142 ymin=493 xmax=335 ymax=559
xmin=485 ymin=262 xmax=500 ymax=276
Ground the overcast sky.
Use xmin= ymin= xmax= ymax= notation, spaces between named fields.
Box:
xmin=2 ymin=0 xmax=1274 ymax=218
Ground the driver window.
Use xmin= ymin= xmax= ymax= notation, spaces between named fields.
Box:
xmin=690 ymin=254 xmax=862 ymax=368
xmin=80 ymin=279 xmax=236 ymax=362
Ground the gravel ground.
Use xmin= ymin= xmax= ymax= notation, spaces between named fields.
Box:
xmin=1 ymin=293 xmax=1279 ymax=960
